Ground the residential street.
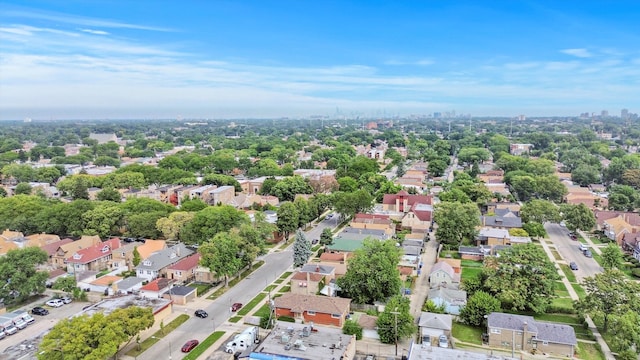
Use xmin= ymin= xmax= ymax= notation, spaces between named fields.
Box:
xmin=544 ymin=223 xmax=603 ymax=281
xmin=135 ymin=216 xmax=338 ymax=360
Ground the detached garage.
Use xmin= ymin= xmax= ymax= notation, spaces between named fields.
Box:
xmin=163 ymin=285 xmax=197 ymax=305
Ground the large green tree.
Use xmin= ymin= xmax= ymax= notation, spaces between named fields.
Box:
xmin=482 ymin=243 xmax=559 ymax=313
xmin=276 ymin=201 xmax=299 ymax=241
xmin=181 ymin=205 xmax=249 ymax=244
xmin=155 ymin=211 xmax=195 ymax=240
xmin=337 ymin=240 xmax=401 ymax=304
xmin=520 ymin=199 xmax=561 ymax=224
xmin=601 ymin=243 xmax=624 ymax=270
xmin=38 ymin=306 xmax=154 ymax=360
xmin=292 ymin=229 xmax=312 ymax=267
xmin=433 ymin=202 xmax=481 ymax=246
xmin=376 ymin=295 xmax=417 ymax=345
xmin=561 ymin=203 xmax=596 ymax=232
xmin=332 ymin=189 xmax=374 ymax=220
xmin=199 ymin=232 xmax=243 ymax=286
xmin=0 ymin=247 xmax=49 ymax=304
xmin=459 ymin=291 xmax=501 ymax=327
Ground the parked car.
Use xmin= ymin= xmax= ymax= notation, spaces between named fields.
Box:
xmin=311 ymin=238 xmax=319 ymax=245
xmin=231 ymin=302 xmax=243 ymax=312
xmin=181 ymin=339 xmax=199 ymax=352
xmin=0 ymin=329 xmax=5 ymax=339
xmin=32 ymin=307 xmax=49 ymax=316
xmin=438 ymin=334 xmax=449 ymax=348
xmin=46 ymin=299 xmax=64 ymax=308
xmin=61 ymin=296 xmax=72 ymax=304
xmin=584 ymin=250 xmax=593 ymax=258
xmin=569 ymin=262 xmax=579 ymax=270
xmin=195 ymin=309 xmax=208 ymax=318
xmin=4 ymin=324 xmax=17 ymax=335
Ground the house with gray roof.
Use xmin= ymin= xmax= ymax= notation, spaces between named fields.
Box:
xmin=427 ymin=287 xmax=467 ymax=315
xmin=339 ymin=227 xmax=389 ymax=241
xmin=487 ymin=312 xmax=577 ymax=357
xmin=480 ymin=212 xmax=523 ymax=229
xmin=135 ymin=243 xmax=194 ymax=281
xmin=418 ymin=312 xmax=452 ymax=346
xmin=475 ymin=227 xmax=531 ymax=247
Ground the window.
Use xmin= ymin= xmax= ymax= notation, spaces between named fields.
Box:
xmin=542 ymin=341 xmax=548 ymax=345
xmin=307 ymin=311 xmax=315 ymax=316
xmin=490 ymin=328 xmax=501 ymax=334
xmin=299 ymin=282 xmax=307 ymax=287
xmin=176 ymin=271 xmax=182 ymax=277
xmin=331 ymin=313 xmax=341 ymax=318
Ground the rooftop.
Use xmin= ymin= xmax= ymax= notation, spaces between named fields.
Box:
xmin=253 ymin=321 xmax=355 ymax=360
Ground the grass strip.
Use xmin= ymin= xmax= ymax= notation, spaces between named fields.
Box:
xmin=182 ymin=331 xmax=225 ymax=360
xmin=237 ymin=292 xmax=267 ymax=316
xmin=126 ymin=314 xmax=190 ymax=357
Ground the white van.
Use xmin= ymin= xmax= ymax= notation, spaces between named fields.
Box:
xmin=579 ymin=243 xmax=589 ymax=252
xmin=13 ymin=310 xmax=35 ymax=325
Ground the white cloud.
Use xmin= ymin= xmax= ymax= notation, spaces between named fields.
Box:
xmin=80 ymin=29 xmax=110 ymax=36
xmin=560 ymin=48 xmax=592 ymax=58
xmin=384 ymin=59 xmax=434 ymax=66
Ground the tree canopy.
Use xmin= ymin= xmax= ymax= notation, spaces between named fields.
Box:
xmin=0 ymin=247 xmax=49 ymax=304
xmin=433 ymin=202 xmax=481 ymax=246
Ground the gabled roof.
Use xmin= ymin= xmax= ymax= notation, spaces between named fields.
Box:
xmin=91 ymin=275 xmax=123 ymax=286
xmin=135 ymin=239 xmax=167 ymax=260
xmin=418 ymin=312 xmax=453 ymax=331
xmin=382 ymin=192 xmax=433 ymax=206
xmin=429 ymin=261 xmax=456 ymax=279
xmin=291 ymin=271 xmax=325 ymax=282
xmin=488 ymin=312 xmax=577 ymax=346
xmin=274 ymin=293 xmax=351 ymax=315
xmin=136 ymin=243 xmax=194 ymax=272
xmin=59 ymin=235 xmax=102 ymax=254
xmin=25 ymin=233 xmax=61 ymax=246
xmin=67 ymin=238 xmax=121 ymax=264
xmin=428 ymin=287 xmax=467 ymax=306
xmin=357 ymin=314 xmax=378 ymax=330
xmin=299 ymin=263 xmax=335 ymax=275
xmin=41 ymin=238 xmax=73 ymax=256
xmin=168 ymin=253 xmax=200 ymax=271
xmin=140 ymin=278 xmax=171 ymax=292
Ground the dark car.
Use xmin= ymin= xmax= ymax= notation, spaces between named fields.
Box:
xmin=570 ymin=262 xmax=579 ymax=270
xmin=231 ymin=302 xmax=243 ymax=312
xmin=181 ymin=339 xmax=199 ymax=353
xmin=195 ymin=309 xmax=208 ymax=318
xmin=311 ymin=238 xmax=319 ymax=245
xmin=584 ymin=250 xmax=593 ymax=258
xmin=32 ymin=306 xmax=49 ymax=316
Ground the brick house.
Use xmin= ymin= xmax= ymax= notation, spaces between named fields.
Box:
xmin=166 ymin=253 xmax=200 ymax=284
xmin=51 ymin=235 xmax=102 ymax=268
xmin=274 ymin=293 xmax=352 ymax=327
xmin=66 ymin=238 xmax=121 ymax=274
xmin=487 ymin=312 xmax=577 ymax=357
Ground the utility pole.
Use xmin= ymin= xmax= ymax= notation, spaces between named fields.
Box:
xmin=391 ymin=308 xmax=401 ymax=356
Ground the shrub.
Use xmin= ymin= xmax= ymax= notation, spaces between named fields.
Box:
xmin=278 ymin=316 xmax=295 ymax=323
xmin=260 ymin=313 xmax=274 ymax=329
xmin=342 ymin=319 xmax=363 ymax=340
xmin=631 ymin=268 xmax=640 ymax=278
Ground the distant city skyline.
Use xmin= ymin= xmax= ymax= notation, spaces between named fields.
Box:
xmin=0 ymin=1 xmax=639 ymax=120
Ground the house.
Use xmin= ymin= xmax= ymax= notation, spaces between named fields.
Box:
xmin=622 ymin=233 xmax=640 ymax=261
xmin=82 ymin=294 xmax=173 ymax=325
xmin=427 ymin=287 xmax=467 ymax=315
xmin=509 ymin=143 xmax=533 ymax=155
xmin=337 ymin=227 xmax=389 ymax=241
xmin=350 ymin=213 xmax=396 ymax=236
xmin=250 ymin=321 xmax=356 ymax=360
xmin=357 ymin=313 xmax=380 ymax=340
xmin=401 ymin=203 xmax=434 ymax=233
xmin=66 ymin=238 xmax=121 ymax=274
xmin=487 ymin=312 xmax=577 ymax=357
xmin=166 ymin=253 xmax=200 ymax=284
xmin=194 ymin=265 xmax=218 ymax=284
xmin=134 ymin=240 xmax=167 ymax=261
xmin=475 ymin=228 xmax=531 ymax=247
xmin=597 ymin=212 xmax=640 ymax=245
xmin=41 ymin=239 xmax=73 ymax=263
xmin=480 ymin=210 xmax=523 ymax=229
xmin=86 ymin=275 xmax=123 ymax=295
xmin=273 ymin=293 xmax=352 ymax=327
xmin=206 ymin=185 xmax=235 ymax=205
xmin=52 ymin=235 xmax=102 ymax=269
xmin=135 ymin=243 xmax=195 ymax=281
xmin=484 ymin=183 xmax=511 ymax=197
xmin=163 ymin=285 xmax=197 ymax=305
xmin=458 ymin=245 xmax=492 ymax=260
xmin=428 ymin=261 xmax=460 ymax=289
xmin=290 ymin=264 xmax=336 ymax=296
xmin=478 ymin=169 xmax=505 ymax=184
xmin=110 ymin=241 xmax=138 ymax=272
xmin=139 ymin=278 xmax=173 ymax=299
xmin=418 ymin=312 xmax=452 ymax=346
xmin=382 ymin=190 xmax=433 ymax=214
xmin=484 ymin=202 xmax=521 ymax=215
xmin=114 ymin=277 xmax=146 ymax=294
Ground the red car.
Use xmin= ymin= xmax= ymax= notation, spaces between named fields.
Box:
xmin=231 ymin=302 xmax=243 ymax=312
xmin=181 ymin=339 xmax=199 ymax=353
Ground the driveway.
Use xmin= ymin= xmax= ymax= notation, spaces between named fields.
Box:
xmin=136 ymin=216 xmax=339 ymax=360
xmin=545 ymin=223 xmax=603 ymax=281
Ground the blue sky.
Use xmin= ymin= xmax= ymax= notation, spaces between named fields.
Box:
xmin=1 ymin=1 xmax=639 ymax=120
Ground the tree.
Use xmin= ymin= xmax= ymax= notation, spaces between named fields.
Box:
xmin=534 ymin=175 xmax=567 ymax=203
xmin=333 ymin=189 xmax=374 ymax=219
xmin=96 ymin=188 xmax=121 ymax=202
xmin=337 ymin=240 xmax=401 ymax=304
xmin=276 ymin=201 xmax=299 ymax=242
xmin=577 ymin=269 xmax=640 ymax=332
xmin=522 ymin=222 xmax=546 ymax=238
xmin=459 ymin=291 xmax=501 ymax=326
xmin=181 ymin=205 xmax=249 ymax=245
xmin=82 ymin=202 xmax=125 ymax=239
xmin=0 ymin=247 xmax=49 ymax=304
xmin=601 ymin=243 xmax=624 ymax=270
xmin=126 ymin=211 xmax=165 ymax=239
xmin=155 ymin=211 xmax=195 ymax=240
xmin=422 ymin=299 xmax=445 ymax=314
xmin=342 ymin=319 xmax=363 ymax=340
xmin=520 ymin=199 xmax=561 ymax=224
xmin=180 ymin=198 xmax=208 ymax=211
xmin=320 ymin=228 xmax=334 ymax=246
xmin=571 ymin=164 xmax=600 ymax=187
xmin=292 ymin=229 xmax=312 ymax=268
xmin=510 ymin=175 xmax=536 ymax=202
xmin=376 ymin=295 xmax=416 ymax=345
xmin=433 ymin=202 xmax=481 ymax=246
xmin=199 ymin=231 xmax=242 ymax=286
xmin=621 ymin=169 xmax=640 ymax=189
xmin=14 ymin=182 xmax=32 ymax=195
xmin=427 ymin=159 xmax=448 ymax=177
xmin=52 ymin=276 xmax=77 ymax=293
xmin=132 ymin=247 xmax=141 ymax=267
xmin=271 ymin=176 xmax=313 ymax=202
xmin=561 ymin=203 xmax=596 ymax=232
xmin=457 ymin=147 xmax=490 ymax=166
xmin=38 ymin=306 xmax=154 ymax=360
xmin=482 ymin=243 xmax=559 ymax=313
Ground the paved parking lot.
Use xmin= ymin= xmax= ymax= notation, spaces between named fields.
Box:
xmin=0 ymin=300 xmax=89 ymax=360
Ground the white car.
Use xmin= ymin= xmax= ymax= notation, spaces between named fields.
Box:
xmin=61 ymin=296 xmax=72 ymax=304
xmin=46 ymin=299 xmax=64 ymax=308
xmin=438 ymin=335 xmax=449 ymax=348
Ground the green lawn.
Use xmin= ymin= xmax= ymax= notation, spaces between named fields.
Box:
xmin=559 ymin=264 xmax=577 ymax=283
xmin=533 ymin=313 xmax=580 ymax=324
xmin=554 ymin=281 xmax=570 ymax=297
xmin=460 ymin=259 xmax=483 ymax=268
xmin=571 ymin=324 xmax=595 ymax=341
xmin=571 ymin=283 xmax=586 ymax=299
xmin=279 ymin=271 xmax=292 ymax=280
xmin=550 ymin=249 xmax=563 ymax=261
xmin=237 ymin=292 xmax=267 ymax=316
xmin=551 ymin=297 xmax=574 ymax=311
xmin=182 ymin=331 xmax=225 ymax=360
xmin=576 ymin=341 xmax=605 ymax=360
xmin=253 ymin=304 xmax=272 ymax=318
xmin=461 ymin=267 xmax=482 ymax=280
xmin=189 ymin=282 xmax=213 ymax=297
xmin=228 ymin=316 xmax=243 ymax=323
xmin=278 ymin=285 xmax=291 ymax=293
xmin=264 ymin=285 xmax=277 ymax=292
xmin=451 ymin=322 xmax=482 ymax=345
xmin=126 ymin=314 xmax=190 ymax=357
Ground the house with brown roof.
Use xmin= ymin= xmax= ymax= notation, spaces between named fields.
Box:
xmin=350 ymin=213 xmax=396 ymax=236
xmin=290 ymin=264 xmax=336 ymax=296
xmin=565 ymin=185 xmax=607 ymax=210
xmin=382 ymin=190 xmax=433 ymax=213
xmin=401 ymin=203 xmax=434 ymax=233
xmin=0 ymin=237 xmax=19 ymax=256
xmin=274 ymin=293 xmax=352 ymax=327
xmin=478 ymin=169 xmax=505 ymax=184
xmin=166 ymin=253 xmax=200 ymax=284
xmin=139 ymin=278 xmax=173 ymax=299
xmin=52 ymin=235 xmax=102 ymax=268
xmin=25 ymin=233 xmax=61 ymax=247
xmin=622 ymin=233 xmax=640 ymax=261
xmin=41 ymin=238 xmax=73 ymax=264
xmin=66 ymin=238 xmax=121 ymax=274
xmin=135 ymin=240 xmax=167 ymax=261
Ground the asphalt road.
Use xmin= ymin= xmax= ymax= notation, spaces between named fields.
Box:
xmin=545 ymin=223 xmax=603 ymax=281
xmin=137 ymin=215 xmax=337 ymax=360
